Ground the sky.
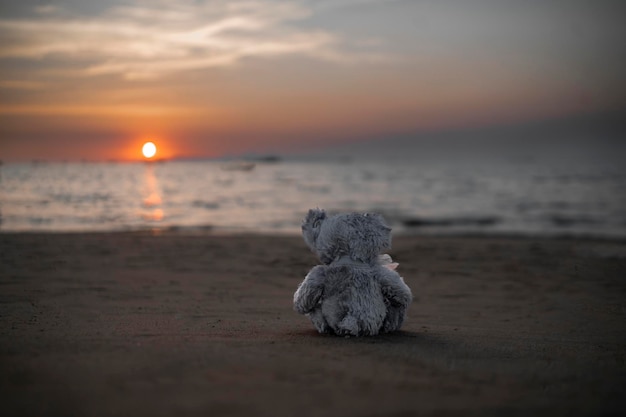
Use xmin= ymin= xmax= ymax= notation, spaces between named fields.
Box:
xmin=0 ymin=0 xmax=625 ymax=161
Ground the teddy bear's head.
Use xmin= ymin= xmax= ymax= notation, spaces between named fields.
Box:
xmin=301 ymin=208 xmax=392 ymax=265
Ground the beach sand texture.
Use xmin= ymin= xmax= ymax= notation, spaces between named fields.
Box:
xmin=1 ymin=233 xmax=625 ymax=416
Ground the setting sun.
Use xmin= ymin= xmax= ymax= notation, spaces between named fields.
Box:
xmin=142 ymin=142 xmax=157 ymax=159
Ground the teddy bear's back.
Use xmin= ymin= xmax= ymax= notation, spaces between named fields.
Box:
xmin=319 ymin=265 xmax=388 ymax=336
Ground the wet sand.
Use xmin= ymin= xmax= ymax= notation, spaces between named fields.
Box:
xmin=1 ymin=232 xmax=625 ymax=416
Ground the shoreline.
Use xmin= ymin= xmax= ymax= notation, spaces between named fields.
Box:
xmin=1 ymin=232 xmax=625 ymax=415
xmin=2 ymin=228 xmax=626 ymax=243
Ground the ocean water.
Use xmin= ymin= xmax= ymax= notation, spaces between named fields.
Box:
xmin=1 ymin=144 xmax=625 ymax=237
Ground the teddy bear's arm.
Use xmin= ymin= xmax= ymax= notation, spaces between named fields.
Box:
xmin=379 ymin=269 xmax=413 ymax=332
xmin=293 ymin=265 xmax=326 ymax=314
xmin=379 ymin=268 xmax=413 ymax=308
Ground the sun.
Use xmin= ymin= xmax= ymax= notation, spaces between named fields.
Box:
xmin=142 ymin=142 xmax=157 ymax=159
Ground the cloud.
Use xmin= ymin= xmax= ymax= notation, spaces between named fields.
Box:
xmin=0 ymin=80 xmax=45 ymax=90
xmin=0 ymin=103 xmax=202 ymax=116
xmin=0 ymin=0 xmax=383 ymax=80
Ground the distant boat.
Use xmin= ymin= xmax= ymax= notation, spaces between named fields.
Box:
xmin=253 ymin=155 xmax=281 ymax=163
xmin=220 ymin=161 xmax=256 ymax=171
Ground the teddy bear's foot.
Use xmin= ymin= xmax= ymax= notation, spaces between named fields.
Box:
xmin=314 ymin=322 xmax=331 ymax=334
xmin=307 ymin=311 xmax=330 ymax=334
xmin=336 ymin=315 xmax=359 ymax=337
xmin=382 ymin=306 xmax=406 ymax=333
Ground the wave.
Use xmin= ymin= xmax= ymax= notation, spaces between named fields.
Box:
xmin=401 ymin=216 xmax=501 ymax=228
xmin=191 ymin=200 xmax=220 ymax=210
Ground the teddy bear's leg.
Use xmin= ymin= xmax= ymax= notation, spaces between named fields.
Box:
xmin=382 ymin=305 xmax=406 ymax=333
xmin=336 ymin=315 xmax=360 ymax=337
xmin=307 ymin=310 xmax=330 ymax=334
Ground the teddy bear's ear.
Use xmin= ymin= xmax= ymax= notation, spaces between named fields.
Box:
xmin=365 ymin=212 xmax=392 ymax=249
xmin=303 ymin=208 xmax=327 ymax=228
xmin=301 ymin=208 xmax=327 ymax=254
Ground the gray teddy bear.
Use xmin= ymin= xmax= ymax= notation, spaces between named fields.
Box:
xmin=294 ymin=208 xmax=413 ymax=336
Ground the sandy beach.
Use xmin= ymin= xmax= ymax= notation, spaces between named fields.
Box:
xmin=1 ymin=232 xmax=625 ymax=416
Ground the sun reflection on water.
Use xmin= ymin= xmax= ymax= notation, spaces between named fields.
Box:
xmin=141 ymin=164 xmax=163 ymax=222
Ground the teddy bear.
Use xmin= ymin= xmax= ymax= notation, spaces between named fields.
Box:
xmin=294 ymin=208 xmax=413 ymax=336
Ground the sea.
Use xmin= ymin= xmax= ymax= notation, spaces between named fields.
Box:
xmin=1 ymin=140 xmax=625 ymax=238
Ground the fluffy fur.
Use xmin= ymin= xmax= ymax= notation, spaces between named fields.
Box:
xmin=294 ymin=209 xmax=413 ymax=336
